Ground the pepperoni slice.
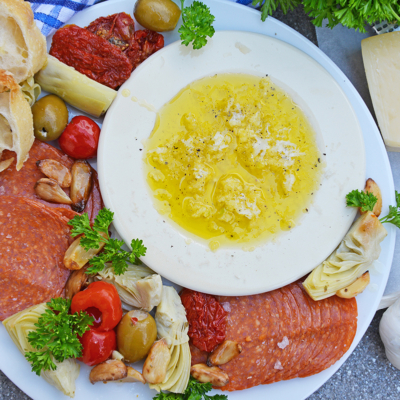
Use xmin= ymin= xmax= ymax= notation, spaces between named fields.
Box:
xmin=0 ymin=196 xmax=71 ymax=320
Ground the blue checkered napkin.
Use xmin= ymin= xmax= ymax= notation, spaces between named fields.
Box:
xmin=28 ymin=0 xmax=101 ymax=36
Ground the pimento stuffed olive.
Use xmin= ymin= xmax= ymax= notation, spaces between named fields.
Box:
xmin=116 ymin=310 xmax=157 ymax=363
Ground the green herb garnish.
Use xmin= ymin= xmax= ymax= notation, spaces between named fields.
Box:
xmin=178 ymin=0 xmax=215 ymax=50
xmin=346 ymin=190 xmax=378 ymax=213
xmin=68 ymin=208 xmax=147 ymax=275
xmin=153 ymin=376 xmax=228 ymax=400
xmin=25 ymin=298 xmax=93 ymax=375
xmin=252 ymin=0 xmax=400 ymax=33
xmin=346 ymin=189 xmax=400 ymax=228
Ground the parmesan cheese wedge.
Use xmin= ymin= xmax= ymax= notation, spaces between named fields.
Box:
xmin=362 ymin=32 xmax=400 ymax=151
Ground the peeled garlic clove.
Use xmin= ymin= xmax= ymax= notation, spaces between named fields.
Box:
xmin=120 ymin=367 xmax=146 ymax=384
xmin=36 ymin=159 xmax=72 ymax=187
xmin=70 ymin=160 xmax=92 ymax=212
xmin=363 ymin=178 xmax=382 ymax=217
xmin=34 ymin=178 xmax=72 ymax=204
xmin=336 ymin=271 xmax=370 ymax=298
xmin=65 ymin=266 xmax=89 ymax=299
xmin=142 ymin=339 xmax=171 ymax=384
xmin=89 ymin=360 xmax=127 ymax=384
xmin=207 ymin=340 xmax=242 ymax=366
xmin=63 ymin=233 xmax=107 ymax=270
xmin=0 ymin=157 xmax=14 ymax=172
xmin=190 ymin=363 xmax=229 ymax=387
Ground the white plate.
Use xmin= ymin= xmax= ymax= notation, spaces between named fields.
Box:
xmin=0 ymin=1 xmax=395 ymax=400
xmin=99 ymin=30 xmax=365 ymax=296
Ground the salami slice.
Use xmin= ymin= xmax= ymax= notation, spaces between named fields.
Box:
xmin=0 ymin=196 xmax=72 ymax=320
xmin=0 ymin=140 xmax=103 ymax=222
xmin=188 ymin=282 xmax=358 ymax=391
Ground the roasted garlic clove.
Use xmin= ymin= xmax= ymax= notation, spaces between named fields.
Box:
xmin=142 ymin=339 xmax=171 ymax=384
xmin=120 ymin=366 xmax=146 ymax=384
xmin=36 ymin=159 xmax=72 ymax=187
xmin=190 ymin=363 xmax=229 ymax=387
xmin=63 ymin=233 xmax=107 ymax=270
xmin=0 ymin=157 xmax=14 ymax=172
xmin=363 ymin=178 xmax=382 ymax=217
xmin=207 ymin=340 xmax=242 ymax=366
xmin=70 ymin=160 xmax=92 ymax=212
xmin=34 ymin=178 xmax=72 ymax=204
xmin=89 ymin=360 xmax=127 ymax=384
xmin=336 ymin=271 xmax=370 ymax=299
xmin=65 ymin=266 xmax=89 ymax=299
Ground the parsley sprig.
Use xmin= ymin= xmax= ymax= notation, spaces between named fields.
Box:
xmin=68 ymin=208 xmax=147 ymax=275
xmin=25 ymin=298 xmax=93 ymax=376
xmin=178 ymin=0 xmax=215 ymax=50
xmin=346 ymin=189 xmax=400 ymax=228
xmin=346 ymin=190 xmax=378 ymax=213
xmin=153 ymin=377 xmax=228 ymax=400
xmin=251 ymin=0 xmax=400 ymax=33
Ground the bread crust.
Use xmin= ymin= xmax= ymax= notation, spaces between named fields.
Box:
xmin=0 ymin=70 xmax=34 ymax=170
xmin=0 ymin=0 xmax=47 ymax=83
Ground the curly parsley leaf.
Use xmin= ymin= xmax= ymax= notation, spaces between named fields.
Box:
xmin=346 ymin=189 xmax=400 ymax=229
xmin=253 ymin=0 xmax=400 ymax=33
xmin=25 ymin=298 xmax=93 ymax=376
xmin=153 ymin=377 xmax=228 ymax=400
xmin=379 ymin=191 xmax=400 ymax=228
xmin=68 ymin=208 xmax=147 ymax=275
xmin=179 ymin=0 xmax=215 ymax=50
xmin=252 ymin=0 xmax=300 ymax=21
xmin=346 ymin=189 xmax=377 ymax=213
xmin=68 ymin=209 xmax=112 ymax=251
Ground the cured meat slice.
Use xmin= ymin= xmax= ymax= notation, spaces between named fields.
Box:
xmin=0 ymin=140 xmax=103 ymax=222
xmin=190 ymin=341 xmax=208 ymax=365
xmin=269 ymin=282 xmax=312 ymax=383
xmin=0 ymin=196 xmax=72 ymax=320
xmin=188 ymin=282 xmax=358 ymax=391
xmin=269 ymin=285 xmax=304 ymax=383
xmin=297 ymin=290 xmax=337 ymax=377
xmin=284 ymin=282 xmax=322 ymax=380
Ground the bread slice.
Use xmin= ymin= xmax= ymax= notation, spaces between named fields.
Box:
xmin=0 ymin=70 xmax=34 ymax=170
xmin=0 ymin=0 xmax=47 ymax=83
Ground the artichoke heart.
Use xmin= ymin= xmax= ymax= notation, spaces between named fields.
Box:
xmin=35 ymin=55 xmax=117 ymax=118
xmin=303 ymin=211 xmax=387 ymax=301
xmin=149 ymin=286 xmax=191 ymax=394
xmin=95 ymin=263 xmax=162 ymax=311
xmin=2 ymin=303 xmax=80 ymax=398
xmin=19 ymin=76 xmax=41 ymax=106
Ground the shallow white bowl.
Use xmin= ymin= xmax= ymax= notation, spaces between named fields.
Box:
xmin=98 ymin=30 xmax=365 ymax=296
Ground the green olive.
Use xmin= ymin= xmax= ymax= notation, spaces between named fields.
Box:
xmin=134 ymin=0 xmax=181 ymax=32
xmin=116 ymin=310 xmax=157 ymax=363
xmin=31 ymin=95 xmax=69 ymax=142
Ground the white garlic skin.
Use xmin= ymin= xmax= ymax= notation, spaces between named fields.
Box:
xmin=379 ymin=297 xmax=400 ymax=370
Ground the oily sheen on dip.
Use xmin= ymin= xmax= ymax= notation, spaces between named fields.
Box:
xmin=144 ymin=74 xmax=323 ymax=250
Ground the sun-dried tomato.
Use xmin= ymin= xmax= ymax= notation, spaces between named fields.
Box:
xmin=86 ymin=13 xmax=164 ymax=71
xmin=49 ymin=24 xmax=132 ymax=89
xmin=181 ymin=288 xmax=227 ymax=352
xmin=125 ymin=29 xmax=164 ymax=70
xmin=86 ymin=12 xmax=135 ymax=51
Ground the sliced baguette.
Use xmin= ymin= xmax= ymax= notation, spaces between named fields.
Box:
xmin=0 ymin=0 xmax=47 ymax=83
xmin=0 ymin=70 xmax=34 ymax=170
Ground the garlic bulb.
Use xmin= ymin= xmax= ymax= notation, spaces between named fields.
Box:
xmin=379 ymin=297 xmax=400 ymax=369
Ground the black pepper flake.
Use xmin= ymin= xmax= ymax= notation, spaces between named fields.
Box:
xmin=318 ymin=158 xmax=321 ymax=163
